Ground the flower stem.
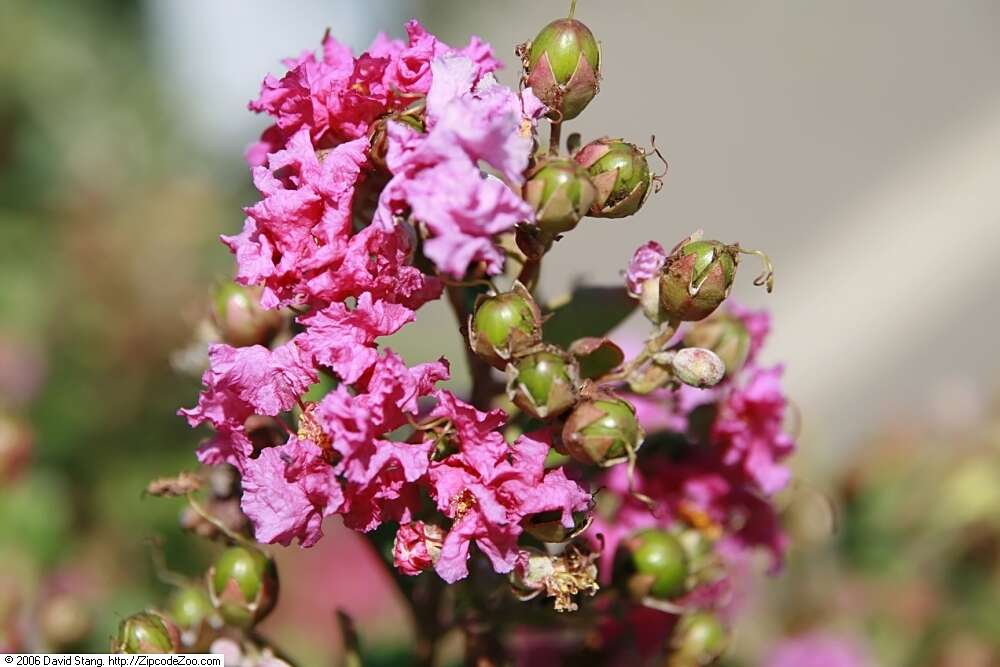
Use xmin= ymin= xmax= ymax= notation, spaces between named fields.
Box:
xmin=549 ymin=120 xmax=562 ymax=156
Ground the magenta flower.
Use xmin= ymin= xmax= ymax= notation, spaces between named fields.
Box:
xmin=713 ymin=365 xmax=795 ymax=496
xmin=625 ymin=240 xmax=667 ymax=298
xmin=393 ymin=521 xmax=445 ymax=576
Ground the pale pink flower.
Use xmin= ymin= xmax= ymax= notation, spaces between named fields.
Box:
xmin=625 ymin=240 xmax=667 ymax=298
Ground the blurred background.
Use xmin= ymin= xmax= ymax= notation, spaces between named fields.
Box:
xmin=1 ymin=0 xmax=998 ymax=664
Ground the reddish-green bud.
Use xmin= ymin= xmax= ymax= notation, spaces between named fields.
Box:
xmin=469 ymin=283 xmax=542 ymax=368
xmin=561 ymin=395 xmax=643 ymax=467
xmin=671 ymin=347 xmax=726 ymax=388
xmin=659 ymin=240 xmax=738 ymax=322
xmin=167 ymin=586 xmax=213 ymax=632
xmin=523 ymin=158 xmax=597 ymax=235
xmin=627 ymin=529 xmax=689 ymax=600
xmin=207 ymin=546 xmax=278 ymax=628
xmin=113 ymin=612 xmax=180 ymax=654
xmin=522 ymin=509 xmax=592 ymax=543
xmin=574 ymin=138 xmax=653 ymax=218
xmin=522 ymin=18 xmax=601 ymax=121
xmin=508 ymin=349 xmax=578 ymax=419
xmin=672 ymin=612 xmax=729 ymax=663
xmin=683 ymin=313 xmax=751 ymax=377
xmin=211 ymin=283 xmax=283 ymax=348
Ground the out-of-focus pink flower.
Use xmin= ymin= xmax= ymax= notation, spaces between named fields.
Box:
xmin=728 ymin=301 xmax=771 ymax=366
xmin=625 ymin=241 xmax=667 ymax=298
xmin=393 ymin=521 xmax=445 ymax=576
xmin=713 ymin=365 xmax=795 ymax=496
xmin=240 ymin=437 xmax=343 ymax=547
xmin=763 ymin=633 xmax=870 ymax=667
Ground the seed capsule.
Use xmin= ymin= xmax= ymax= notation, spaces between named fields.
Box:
xmin=113 ymin=612 xmax=180 ymax=654
xmin=522 ymin=18 xmax=601 ymax=121
xmin=561 ymin=395 xmax=643 ymax=467
xmin=207 ymin=546 xmax=279 ymax=629
xmin=507 ymin=349 xmax=578 ymax=419
xmin=672 ymin=612 xmax=729 ymax=664
xmin=626 ymin=529 xmax=689 ymax=600
xmin=523 ymin=158 xmax=597 ymax=235
xmin=469 ymin=284 xmax=541 ymax=368
xmin=574 ymin=138 xmax=653 ymax=218
xmin=659 ymin=240 xmax=738 ymax=322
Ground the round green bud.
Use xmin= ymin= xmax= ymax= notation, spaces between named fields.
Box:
xmin=166 ymin=586 xmax=213 ymax=631
xmin=630 ymin=529 xmax=689 ymax=599
xmin=659 ymin=241 xmax=738 ymax=322
xmin=574 ymin=139 xmax=653 ymax=218
xmin=470 ymin=287 xmax=541 ymax=367
xmin=561 ymin=397 xmax=643 ymax=467
xmin=683 ymin=313 xmax=751 ymax=377
xmin=523 ymin=19 xmax=601 ymax=121
xmin=211 ymin=283 xmax=283 ymax=348
xmin=509 ymin=351 xmax=577 ymax=419
xmin=672 ymin=612 xmax=729 ymax=663
xmin=114 ymin=612 xmax=180 ymax=654
xmin=208 ymin=546 xmax=279 ymax=628
xmin=523 ymin=158 xmax=597 ymax=235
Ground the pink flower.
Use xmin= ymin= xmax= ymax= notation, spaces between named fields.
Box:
xmin=763 ymin=634 xmax=870 ymax=667
xmin=625 ymin=241 xmax=667 ymax=298
xmin=712 ymin=365 xmax=795 ymax=495
xmin=393 ymin=521 xmax=445 ymax=576
xmin=224 ymin=130 xmax=369 ymax=308
xmin=298 ymin=293 xmax=414 ymax=384
xmin=376 ymin=55 xmax=537 ymax=278
xmin=240 ymin=436 xmax=343 ymax=547
xmin=428 ymin=424 xmax=590 ymax=583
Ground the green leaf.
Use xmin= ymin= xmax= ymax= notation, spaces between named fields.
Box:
xmin=543 ymin=285 xmax=636 ymax=347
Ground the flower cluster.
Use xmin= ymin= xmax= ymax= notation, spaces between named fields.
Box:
xmin=168 ymin=7 xmax=795 ymax=665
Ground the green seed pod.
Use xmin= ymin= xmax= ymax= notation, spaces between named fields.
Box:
xmin=207 ymin=546 xmax=279 ymax=629
xmin=469 ymin=283 xmax=542 ymax=368
xmin=211 ymin=283 xmax=284 ymax=348
xmin=507 ymin=348 xmax=579 ymax=419
xmin=522 ymin=509 xmax=592 ymax=543
xmin=671 ymin=612 xmax=729 ymax=664
xmin=683 ymin=313 xmax=751 ymax=377
xmin=574 ymin=138 xmax=653 ymax=218
xmin=522 ymin=18 xmax=601 ymax=121
xmin=561 ymin=395 xmax=644 ymax=467
xmin=671 ymin=347 xmax=726 ymax=388
xmin=113 ymin=612 xmax=180 ymax=654
xmin=659 ymin=240 xmax=738 ymax=322
xmin=523 ymin=158 xmax=597 ymax=235
xmin=627 ymin=529 xmax=690 ymax=600
xmin=166 ymin=586 xmax=213 ymax=633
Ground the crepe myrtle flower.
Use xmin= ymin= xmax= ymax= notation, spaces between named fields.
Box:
xmin=172 ymin=8 xmax=792 ymax=663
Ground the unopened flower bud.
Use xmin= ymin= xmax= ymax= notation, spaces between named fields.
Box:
xmin=469 ymin=284 xmax=542 ymax=368
xmin=207 ymin=546 xmax=279 ymax=629
xmin=574 ymin=138 xmax=653 ymax=218
xmin=166 ymin=586 xmax=213 ymax=634
xmin=522 ymin=18 xmax=601 ymax=121
xmin=523 ymin=158 xmax=597 ymax=235
xmin=624 ymin=529 xmax=690 ymax=600
xmin=113 ymin=612 xmax=180 ymax=654
xmin=671 ymin=347 xmax=725 ymax=388
xmin=393 ymin=522 xmax=445 ymax=576
xmin=671 ymin=612 xmax=729 ymax=664
xmin=211 ymin=283 xmax=283 ymax=348
xmin=522 ymin=509 xmax=592 ymax=543
xmin=659 ymin=240 xmax=738 ymax=321
xmin=683 ymin=314 xmax=751 ymax=377
xmin=507 ymin=349 xmax=578 ymax=419
xmin=561 ymin=395 xmax=643 ymax=467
